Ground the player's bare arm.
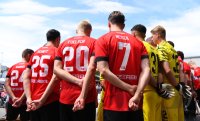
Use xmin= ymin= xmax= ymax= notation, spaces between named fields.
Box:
xmin=23 ymin=68 xmax=33 ymax=111
xmin=97 ymin=60 xmax=137 ymax=95
xmin=31 ymin=74 xmax=59 ymax=110
xmin=5 ymin=78 xmax=18 ymax=103
xmin=179 ymin=62 xmax=185 ymax=83
xmin=162 ymin=61 xmax=178 ymax=86
xmin=54 ymin=59 xmax=83 ymax=87
xmin=129 ymin=58 xmax=150 ymax=110
xmin=12 ymin=93 xmax=26 ymax=107
xmin=73 ymin=56 xmax=96 ymax=112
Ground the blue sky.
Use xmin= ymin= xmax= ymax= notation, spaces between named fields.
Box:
xmin=0 ymin=0 xmax=200 ymax=67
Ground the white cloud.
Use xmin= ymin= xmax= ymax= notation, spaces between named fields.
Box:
xmin=93 ymin=24 xmax=108 ymax=31
xmin=0 ymin=15 xmax=48 ymax=30
xmin=72 ymin=0 xmax=143 ymax=14
xmin=0 ymin=0 xmax=68 ymax=67
xmin=0 ymin=0 xmax=68 ymax=15
xmin=147 ymin=6 xmax=200 ymax=57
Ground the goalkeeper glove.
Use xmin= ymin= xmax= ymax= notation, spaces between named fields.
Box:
xmin=156 ymin=83 xmax=175 ymax=99
xmin=175 ymin=82 xmax=192 ymax=99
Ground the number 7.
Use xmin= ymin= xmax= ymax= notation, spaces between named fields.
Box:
xmin=118 ymin=42 xmax=131 ymax=71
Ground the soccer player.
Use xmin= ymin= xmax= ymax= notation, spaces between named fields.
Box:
xmin=131 ymin=24 xmax=163 ymax=121
xmin=54 ymin=20 xmax=97 ymax=121
xmin=177 ymin=51 xmax=197 ymax=120
xmin=95 ymin=11 xmax=150 ymax=121
xmin=5 ymin=48 xmax=34 ymax=121
xmin=189 ymin=61 xmax=200 ymax=101
xmin=151 ymin=25 xmax=191 ymax=121
xmin=23 ymin=29 xmax=61 ymax=121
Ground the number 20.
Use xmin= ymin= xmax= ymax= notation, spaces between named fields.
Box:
xmin=63 ymin=46 xmax=89 ymax=72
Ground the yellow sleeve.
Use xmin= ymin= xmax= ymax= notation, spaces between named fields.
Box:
xmin=157 ymin=44 xmax=169 ymax=62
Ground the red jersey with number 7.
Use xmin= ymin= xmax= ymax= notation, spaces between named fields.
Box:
xmin=95 ymin=31 xmax=148 ymax=111
xmin=6 ymin=62 xmax=28 ymax=104
xmin=27 ymin=46 xmax=60 ymax=105
xmin=56 ymin=36 xmax=97 ymax=104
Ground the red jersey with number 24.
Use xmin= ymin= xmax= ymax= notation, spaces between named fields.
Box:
xmin=6 ymin=62 xmax=28 ymax=104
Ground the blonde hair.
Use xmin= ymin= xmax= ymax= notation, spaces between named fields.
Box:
xmin=151 ymin=25 xmax=166 ymax=39
xmin=77 ymin=20 xmax=92 ymax=32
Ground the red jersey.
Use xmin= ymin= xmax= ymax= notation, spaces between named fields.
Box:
xmin=95 ymin=31 xmax=148 ymax=111
xmin=6 ymin=62 xmax=27 ymax=104
xmin=56 ymin=36 xmax=97 ymax=104
xmin=183 ymin=62 xmax=191 ymax=75
xmin=178 ymin=57 xmax=191 ymax=81
xmin=193 ymin=67 xmax=200 ymax=90
xmin=28 ymin=46 xmax=59 ymax=105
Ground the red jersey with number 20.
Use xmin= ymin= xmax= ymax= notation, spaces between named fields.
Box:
xmin=6 ymin=62 xmax=28 ymax=104
xmin=28 ymin=46 xmax=59 ymax=105
xmin=95 ymin=31 xmax=148 ymax=111
xmin=56 ymin=36 xmax=97 ymax=104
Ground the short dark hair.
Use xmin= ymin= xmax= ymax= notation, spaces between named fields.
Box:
xmin=177 ymin=51 xmax=184 ymax=60
xmin=108 ymin=11 xmax=125 ymax=24
xmin=131 ymin=24 xmax=147 ymax=34
xmin=46 ymin=29 xmax=60 ymax=41
xmin=167 ymin=41 xmax=174 ymax=47
xmin=22 ymin=49 xmax=34 ymax=58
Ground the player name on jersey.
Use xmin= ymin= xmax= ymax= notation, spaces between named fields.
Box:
xmin=11 ymin=87 xmax=23 ymax=91
xmin=15 ymin=65 xmax=26 ymax=68
xmin=117 ymin=74 xmax=137 ymax=80
xmin=31 ymin=79 xmax=48 ymax=83
xmin=67 ymin=39 xmax=85 ymax=44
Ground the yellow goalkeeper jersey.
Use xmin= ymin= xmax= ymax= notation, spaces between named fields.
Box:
xmin=157 ymin=41 xmax=179 ymax=83
xmin=143 ymin=41 xmax=159 ymax=90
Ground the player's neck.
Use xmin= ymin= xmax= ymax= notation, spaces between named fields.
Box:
xmin=136 ymin=36 xmax=144 ymax=42
xmin=45 ymin=42 xmax=55 ymax=47
xmin=110 ymin=25 xmax=123 ymax=32
xmin=77 ymin=32 xmax=90 ymax=37
xmin=21 ymin=58 xmax=27 ymax=63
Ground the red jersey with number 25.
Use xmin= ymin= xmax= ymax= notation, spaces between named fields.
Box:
xmin=28 ymin=46 xmax=60 ymax=105
xmin=95 ymin=31 xmax=148 ymax=111
xmin=6 ymin=62 xmax=28 ymax=104
xmin=56 ymin=36 xmax=97 ymax=104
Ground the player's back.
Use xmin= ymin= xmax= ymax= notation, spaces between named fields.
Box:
xmin=157 ymin=41 xmax=179 ymax=83
xmin=57 ymin=36 xmax=96 ymax=104
xmin=6 ymin=62 xmax=27 ymax=103
xmin=95 ymin=31 xmax=148 ymax=111
xmin=29 ymin=46 xmax=59 ymax=103
xmin=143 ymin=41 xmax=159 ymax=90
xmin=97 ymin=31 xmax=147 ymax=84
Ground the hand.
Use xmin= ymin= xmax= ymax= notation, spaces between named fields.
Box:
xmin=156 ymin=83 xmax=175 ymax=99
xmin=128 ymin=94 xmax=141 ymax=111
xmin=175 ymin=82 xmax=192 ymax=99
xmin=31 ymin=99 xmax=44 ymax=111
xmin=192 ymin=90 xmax=197 ymax=98
xmin=77 ymin=79 xmax=83 ymax=87
xmin=128 ymin=85 xmax=137 ymax=96
xmin=26 ymin=98 xmax=34 ymax=112
xmin=12 ymin=97 xmax=18 ymax=103
xmin=12 ymin=98 xmax=23 ymax=108
xmin=72 ymin=96 xmax=85 ymax=112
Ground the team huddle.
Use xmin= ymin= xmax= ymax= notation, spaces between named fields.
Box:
xmin=4 ymin=10 xmax=198 ymax=121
